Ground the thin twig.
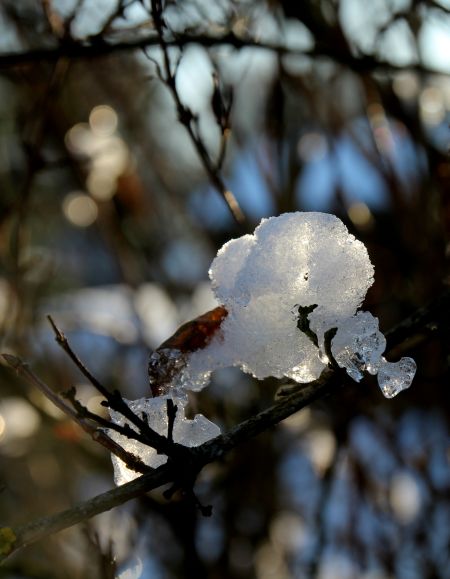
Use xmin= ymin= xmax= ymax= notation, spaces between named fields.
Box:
xmin=63 ymin=0 xmax=85 ymax=38
xmin=47 ymin=315 xmax=110 ymax=398
xmin=87 ymin=0 xmax=136 ymax=41
xmin=1 ymin=354 xmax=148 ymax=475
xmin=63 ymin=387 xmax=161 ymax=450
xmin=147 ymin=0 xmax=247 ymax=227
xmin=166 ymin=399 xmax=177 ymax=443
xmin=0 ymin=366 xmax=339 ymax=563
xmin=0 ymin=467 xmax=172 ymax=561
xmin=296 ymin=304 xmax=319 ymax=348
xmin=47 ymin=315 xmax=174 ymax=455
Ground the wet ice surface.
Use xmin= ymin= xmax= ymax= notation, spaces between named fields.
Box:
xmin=377 ymin=357 xmax=417 ymax=398
xmin=108 ymin=395 xmax=221 ymax=485
xmin=169 ymin=212 xmax=416 ymax=398
xmin=331 ymin=311 xmax=386 ymax=381
xmin=148 ymin=347 xmax=188 ymax=396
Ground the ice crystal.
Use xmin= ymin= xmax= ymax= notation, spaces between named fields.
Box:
xmin=108 ymin=395 xmax=220 ymax=485
xmin=331 ymin=311 xmax=386 ymax=381
xmin=377 ymin=357 xmax=417 ymax=398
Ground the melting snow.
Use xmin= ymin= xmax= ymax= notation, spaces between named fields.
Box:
xmin=180 ymin=212 xmax=416 ymax=397
xmin=109 ymin=395 xmax=220 ymax=485
xmin=111 ymin=212 xmax=417 ymax=484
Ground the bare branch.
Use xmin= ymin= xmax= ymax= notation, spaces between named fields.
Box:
xmin=0 ymin=31 xmax=440 ymax=76
xmin=166 ymin=398 xmax=177 ymax=443
xmin=0 ymin=366 xmax=338 ymax=563
xmin=47 ymin=315 xmax=175 ymax=456
xmin=87 ymin=0 xmax=136 ymax=42
xmin=1 ymin=289 xmax=447 ymax=562
xmin=47 ymin=315 xmax=113 ymax=397
xmin=1 ymin=354 xmax=149 ymax=475
xmin=0 ymin=466 xmax=172 ymax=562
xmin=147 ymin=0 xmax=247 ymax=228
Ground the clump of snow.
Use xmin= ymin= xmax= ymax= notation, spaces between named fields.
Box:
xmin=183 ymin=212 xmax=374 ymax=385
xmin=180 ymin=212 xmax=416 ymax=398
xmin=108 ymin=395 xmax=221 ymax=485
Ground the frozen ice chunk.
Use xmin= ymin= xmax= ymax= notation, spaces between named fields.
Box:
xmin=331 ymin=311 xmax=386 ymax=381
xmin=184 ymin=212 xmax=374 ymax=387
xmin=108 ymin=395 xmax=221 ymax=485
xmin=377 ymin=357 xmax=417 ymax=398
xmin=148 ymin=348 xmax=187 ymax=396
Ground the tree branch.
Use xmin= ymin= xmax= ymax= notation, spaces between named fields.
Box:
xmin=0 ymin=367 xmax=337 ymax=563
xmin=147 ymin=1 xmax=247 ymax=228
xmin=0 ymin=467 xmax=172 ymax=561
xmin=0 ymin=30 xmax=440 ymax=75
xmin=46 ymin=315 xmax=179 ymax=458
xmin=0 ymin=287 xmax=448 ymax=562
xmin=385 ymin=287 xmax=450 ymax=357
xmin=1 ymin=353 xmax=149 ymax=476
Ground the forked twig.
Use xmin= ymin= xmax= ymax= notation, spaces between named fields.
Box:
xmin=1 ymin=354 xmax=148 ymax=475
xmin=46 ymin=315 xmax=176 ymax=456
xmin=146 ymin=0 xmax=247 ymax=228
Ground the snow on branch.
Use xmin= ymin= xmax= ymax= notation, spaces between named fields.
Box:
xmin=116 ymin=213 xmax=417 ymax=484
xmin=0 ymin=212 xmax=432 ymax=562
xmin=150 ymin=212 xmax=416 ymax=397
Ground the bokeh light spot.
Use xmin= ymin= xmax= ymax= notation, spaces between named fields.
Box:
xmin=62 ymin=192 xmax=98 ymax=227
xmin=393 ymin=72 xmax=420 ymax=101
xmin=89 ymin=105 xmax=118 ymax=137
xmin=65 ymin=122 xmax=93 ymax=155
xmin=298 ymin=132 xmax=328 ymax=162
xmin=0 ymin=397 xmax=41 ymax=442
xmin=348 ymin=202 xmax=374 ymax=229
xmin=389 ymin=471 xmax=421 ymax=523
xmin=306 ymin=428 xmax=336 ymax=475
xmin=419 ymin=86 xmax=445 ymax=125
xmin=87 ymin=171 xmax=117 ymax=201
xmin=0 ymin=413 xmax=5 ymax=440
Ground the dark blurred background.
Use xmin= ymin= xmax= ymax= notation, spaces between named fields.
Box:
xmin=0 ymin=1 xmax=449 ymax=578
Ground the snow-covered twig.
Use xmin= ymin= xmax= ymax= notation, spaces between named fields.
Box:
xmin=0 ymin=366 xmax=337 ymax=563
